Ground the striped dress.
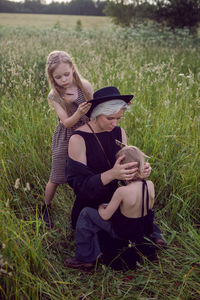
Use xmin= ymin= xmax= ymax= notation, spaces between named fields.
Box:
xmin=48 ymin=88 xmax=89 ymax=184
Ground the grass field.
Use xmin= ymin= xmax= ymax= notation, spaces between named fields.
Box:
xmin=0 ymin=13 xmax=111 ymax=29
xmin=0 ymin=14 xmax=200 ymax=300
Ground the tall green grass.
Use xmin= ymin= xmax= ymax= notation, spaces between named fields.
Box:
xmin=0 ymin=22 xmax=200 ymax=299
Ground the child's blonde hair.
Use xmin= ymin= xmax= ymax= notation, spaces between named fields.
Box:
xmin=46 ymin=50 xmax=91 ymax=110
xmin=116 ymin=145 xmax=149 ymax=180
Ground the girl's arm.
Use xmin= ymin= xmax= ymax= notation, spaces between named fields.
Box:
xmin=148 ymin=181 xmax=155 ymax=209
xmin=52 ymin=101 xmax=91 ymax=129
xmin=98 ymin=187 xmax=123 ymax=220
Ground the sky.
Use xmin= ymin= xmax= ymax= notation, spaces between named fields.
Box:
xmin=11 ymin=0 xmax=71 ymax=3
xmin=11 ymin=0 xmax=145 ymax=5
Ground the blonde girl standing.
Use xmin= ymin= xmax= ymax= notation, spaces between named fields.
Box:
xmin=43 ymin=50 xmax=93 ymax=228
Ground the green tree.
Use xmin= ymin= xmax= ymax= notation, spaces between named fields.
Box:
xmin=68 ymin=0 xmax=96 ymax=15
xmin=104 ymin=0 xmax=135 ymax=26
xmin=104 ymin=0 xmax=154 ymax=27
xmin=154 ymin=0 xmax=200 ymax=33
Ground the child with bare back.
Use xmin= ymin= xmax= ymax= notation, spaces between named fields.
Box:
xmin=65 ymin=142 xmax=155 ymax=269
xmin=98 ymin=143 xmax=154 ymax=240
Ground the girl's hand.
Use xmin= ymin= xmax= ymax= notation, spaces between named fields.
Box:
xmin=99 ymin=203 xmax=108 ymax=209
xmin=98 ymin=205 xmax=105 ymax=219
xmin=111 ymin=155 xmax=138 ymax=181
xmin=77 ymin=102 xmax=91 ymax=117
xmin=142 ymin=162 xmax=152 ymax=178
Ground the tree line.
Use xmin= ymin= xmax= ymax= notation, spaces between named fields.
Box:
xmin=0 ymin=0 xmax=199 ymax=33
xmin=105 ymin=0 xmax=200 ymax=34
xmin=0 ymin=0 xmax=106 ymax=16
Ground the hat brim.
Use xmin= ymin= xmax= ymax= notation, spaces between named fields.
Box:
xmin=86 ymin=94 xmax=133 ymax=118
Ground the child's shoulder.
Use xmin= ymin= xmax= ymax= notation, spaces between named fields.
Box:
xmin=123 ymin=180 xmax=154 ymax=193
xmin=117 ymin=184 xmax=133 ymax=195
xmin=146 ymin=180 xmax=155 ymax=200
xmin=146 ymin=180 xmax=154 ymax=188
xmin=81 ymin=79 xmax=93 ymax=97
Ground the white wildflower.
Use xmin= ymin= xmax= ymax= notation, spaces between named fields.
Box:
xmin=24 ymin=182 xmax=31 ymax=192
xmin=26 ymin=182 xmax=31 ymax=191
xmin=5 ymin=199 xmax=9 ymax=208
xmin=14 ymin=178 xmax=20 ymax=189
xmin=164 ymin=99 xmax=170 ymax=108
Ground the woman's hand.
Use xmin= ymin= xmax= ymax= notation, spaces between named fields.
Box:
xmin=77 ymin=102 xmax=91 ymax=117
xmin=142 ymin=162 xmax=152 ymax=178
xmin=111 ymin=155 xmax=138 ymax=181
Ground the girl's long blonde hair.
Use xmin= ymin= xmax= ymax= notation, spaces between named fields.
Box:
xmin=46 ymin=50 xmax=91 ymax=110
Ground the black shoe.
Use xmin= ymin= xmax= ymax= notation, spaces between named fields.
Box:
xmin=41 ymin=204 xmax=54 ymax=229
xmin=64 ymin=257 xmax=94 ymax=270
xmin=154 ymin=238 xmax=167 ymax=248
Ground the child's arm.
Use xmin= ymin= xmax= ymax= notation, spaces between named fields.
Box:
xmin=148 ymin=181 xmax=155 ymax=209
xmin=52 ymin=101 xmax=91 ymax=128
xmin=49 ymin=81 xmax=93 ymax=128
xmin=98 ymin=187 xmax=124 ymax=220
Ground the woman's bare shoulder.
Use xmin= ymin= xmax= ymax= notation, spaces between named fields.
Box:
xmin=73 ymin=123 xmax=91 ymax=132
xmin=68 ymin=134 xmax=86 ymax=162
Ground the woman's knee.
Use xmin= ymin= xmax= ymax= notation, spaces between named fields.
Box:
xmin=80 ymin=207 xmax=96 ymax=218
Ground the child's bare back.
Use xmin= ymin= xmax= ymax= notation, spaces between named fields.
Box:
xmin=118 ymin=180 xmax=155 ymax=218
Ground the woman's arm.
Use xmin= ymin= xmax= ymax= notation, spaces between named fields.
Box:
xmin=100 ymin=156 xmax=138 ymax=185
xmin=142 ymin=162 xmax=152 ymax=178
xmin=121 ymin=127 xmax=152 ymax=179
xmin=100 ymin=128 xmax=137 ymax=184
xmin=68 ymin=134 xmax=87 ymax=164
xmin=68 ymin=133 xmax=139 ymax=185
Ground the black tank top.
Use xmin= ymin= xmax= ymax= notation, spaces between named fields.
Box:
xmin=70 ymin=126 xmax=122 ymax=205
xmin=112 ymin=180 xmax=154 ymax=243
xmin=71 ymin=126 xmax=122 ymax=173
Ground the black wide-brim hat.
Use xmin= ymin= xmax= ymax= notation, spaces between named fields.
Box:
xmin=86 ymin=86 xmax=134 ymax=118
